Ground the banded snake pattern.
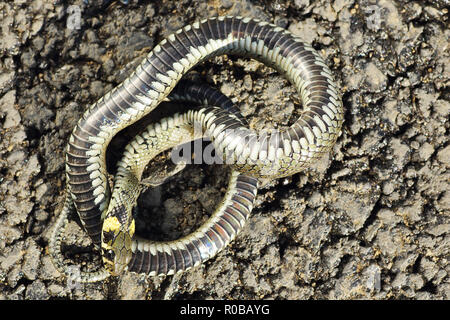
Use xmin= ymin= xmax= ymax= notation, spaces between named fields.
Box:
xmin=49 ymin=16 xmax=343 ymax=282
xmin=50 ymin=80 xmax=259 ymax=281
xmin=102 ymin=87 xmax=259 ymax=276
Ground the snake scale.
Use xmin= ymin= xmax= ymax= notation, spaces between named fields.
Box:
xmin=50 ymin=16 xmax=343 ymax=282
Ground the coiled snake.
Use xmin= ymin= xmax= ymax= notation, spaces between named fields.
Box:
xmin=49 ymin=16 xmax=343 ymax=282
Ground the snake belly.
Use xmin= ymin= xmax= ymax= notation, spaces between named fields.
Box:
xmin=102 ymin=105 xmax=258 ymax=276
xmin=65 ymin=16 xmax=343 ymax=256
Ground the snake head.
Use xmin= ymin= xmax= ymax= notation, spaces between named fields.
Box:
xmin=101 ymin=215 xmax=135 ymax=276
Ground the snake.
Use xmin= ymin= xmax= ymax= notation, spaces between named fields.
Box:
xmin=102 ymin=105 xmax=260 ymax=275
xmin=49 ymin=80 xmax=258 ymax=281
xmin=50 ymin=16 xmax=343 ymax=281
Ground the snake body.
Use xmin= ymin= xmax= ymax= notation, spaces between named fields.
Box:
xmin=55 ymin=16 xmax=343 ymax=280
xmin=51 ymin=80 xmax=257 ymax=281
xmin=102 ymin=82 xmax=259 ymax=276
xmin=103 ymin=111 xmax=259 ymax=275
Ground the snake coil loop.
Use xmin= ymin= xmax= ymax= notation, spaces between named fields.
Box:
xmin=50 ymin=16 xmax=343 ymax=282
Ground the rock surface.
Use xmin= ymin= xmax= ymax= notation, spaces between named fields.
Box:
xmin=0 ymin=0 xmax=448 ymax=300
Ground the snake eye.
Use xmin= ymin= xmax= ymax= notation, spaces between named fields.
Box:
xmin=102 ymin=248 xmax=115 ymax=262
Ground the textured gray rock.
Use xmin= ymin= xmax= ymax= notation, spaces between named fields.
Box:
xmin=0 ymin=0 xmax=448 ymax=300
